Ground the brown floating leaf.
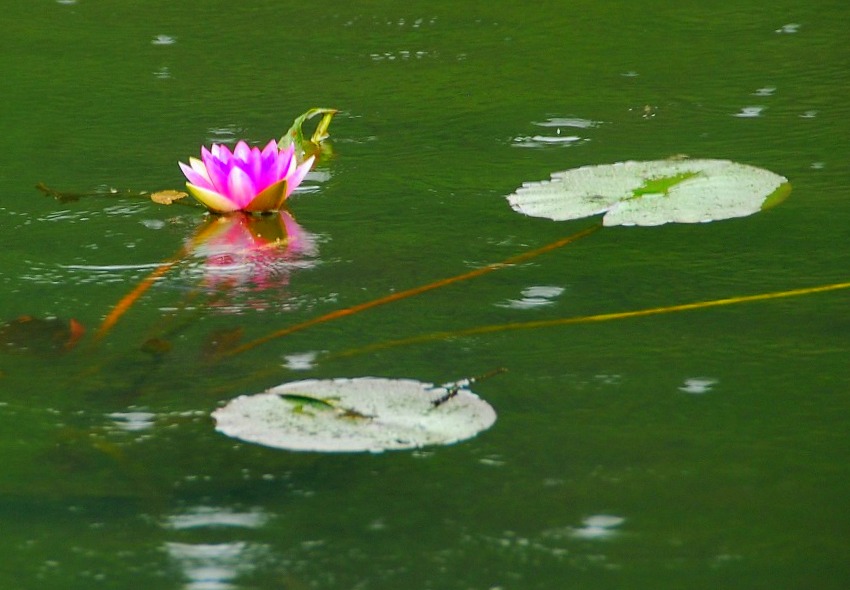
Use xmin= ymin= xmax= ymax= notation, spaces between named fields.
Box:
xmin=151 ymin=190 xmax=188 ymax=205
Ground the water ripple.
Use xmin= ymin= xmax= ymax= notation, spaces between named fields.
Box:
xmin=512 ymin=117 xmax=601 ymax=148
xmin=497 ymin=285 xmax=565 ymax=310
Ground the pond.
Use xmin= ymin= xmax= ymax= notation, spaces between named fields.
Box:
xmin=2 ymin=1 xmax=849 ymax=588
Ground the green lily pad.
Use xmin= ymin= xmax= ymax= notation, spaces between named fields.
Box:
xmin=507 ymin=159 xmax=790 ymax=226
xmin=212 ymin=377 xmax=497 ymax=453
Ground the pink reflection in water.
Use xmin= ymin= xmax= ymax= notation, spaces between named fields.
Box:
xmin=186 ymin=211 xmax=318 ymax=311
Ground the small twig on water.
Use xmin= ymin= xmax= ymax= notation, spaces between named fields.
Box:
xmin=431 ymin=367 xmax=508 ymax=408
xmin=36 ymin=182 xmax=199 ymax=208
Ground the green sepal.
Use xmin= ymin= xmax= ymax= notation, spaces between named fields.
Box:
xmin=244 ymin=178 xmax=289 ymax=213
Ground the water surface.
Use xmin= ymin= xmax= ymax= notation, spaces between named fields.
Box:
xmin=1 ymin=1 xmax=849 ymax=588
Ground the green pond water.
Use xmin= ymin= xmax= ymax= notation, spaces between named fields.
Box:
xmin=2 ymin=1 xmax=849 ymax=588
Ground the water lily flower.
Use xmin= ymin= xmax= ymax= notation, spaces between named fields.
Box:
xmin=179 ymin=140 xmax=314 ymax=214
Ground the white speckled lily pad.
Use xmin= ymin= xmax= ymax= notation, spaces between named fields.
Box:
xmin=507 ymin=159 xmax=790 ymax=226
xmin=212 ymin=377 xmax=497 ymax=453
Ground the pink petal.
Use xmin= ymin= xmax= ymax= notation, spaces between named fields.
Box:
xmin=179 ymin=161 xmax=212 ymax=189
xmin=284 ymin=155 xmax=315 ymax=198
xmin=210 ymin=143 xmax=232 ymax=162
xmin=233 ymin=141 xmax=251 ymax=162
xmin=261 ymin=139 xmax=278 ymax=158
xmin=259 ymin=146 xmax=290 ymax=190
xmin=189 ymin=157 xmax=210 ymax=180
xmin=226 ymin=165 xmax=258 ymax=208
xmin=204 ymin=154 xmax=233 ymax=196
xmin=279 ymin=144 xmax=297 ymax=179
xmin=256 ymin=140 xmax=280 ymax=190
xmin=247 ymin=145 xmax=264 ymax=184
xmin=230 ymin=141 xmax=265 ymax=187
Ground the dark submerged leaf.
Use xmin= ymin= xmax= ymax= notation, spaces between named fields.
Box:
xmin=0 ymin=316 xmax=85 ymax=355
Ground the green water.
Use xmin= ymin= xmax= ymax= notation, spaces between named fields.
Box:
xmin=2 ymin=1 xmax=849 ymax=588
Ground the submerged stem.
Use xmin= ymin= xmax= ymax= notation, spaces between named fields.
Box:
xmin=93 ymin=247 xmax=189 ymax=341
xmin=330 ymin=280 xmax=850 ymax=359
xmin=36 ymin=182 xmax=199 ymax=207
xmin=223 ymin=224 xmax=601 ymax=357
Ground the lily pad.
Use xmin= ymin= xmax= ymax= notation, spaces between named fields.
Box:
xmin=507 ymin=159 xmax=790 ymax=226
xmin=212 ymin=377 xmax=497 ymax=453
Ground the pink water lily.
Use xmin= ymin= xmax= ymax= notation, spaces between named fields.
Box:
xmin=179 ymin=140 xmax=315 ymax=214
